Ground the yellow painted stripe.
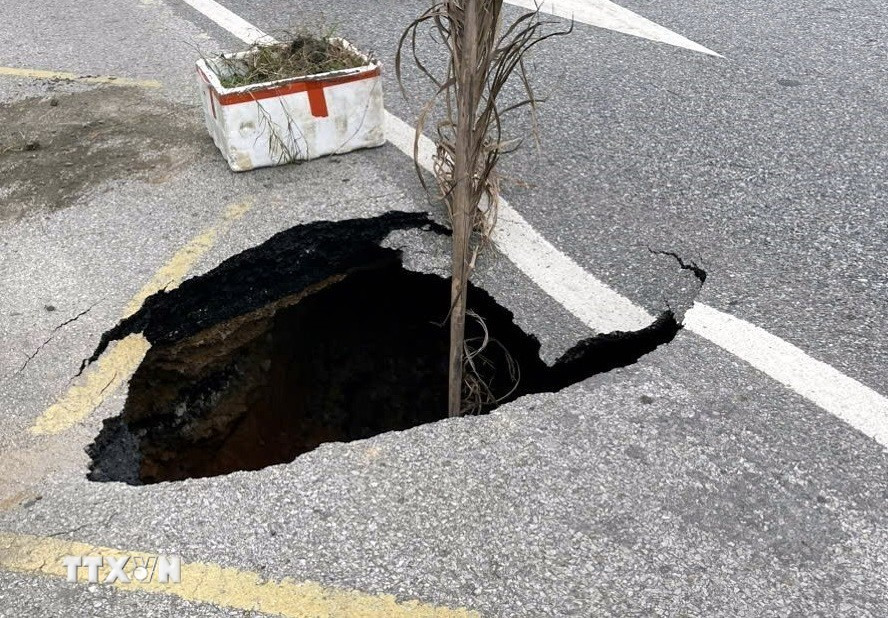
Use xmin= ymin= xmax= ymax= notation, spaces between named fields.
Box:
xmin=29 ymin=334 xmax=151 ymax=435
xmin=29 ymin=201 xmax=253 ymax=435
xmin=0 ymin=532 xmax=479 ymax=618
xmin=0 ymin=66 xmax=162 ymax=88
xmin=123 ymin=201 xmax=251 ymax=317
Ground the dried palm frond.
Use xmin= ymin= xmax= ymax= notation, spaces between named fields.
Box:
xmin=397 ymin=1 xmax=572 ymax=417
xmin=461 ymin=311 xmax=521 ymax=415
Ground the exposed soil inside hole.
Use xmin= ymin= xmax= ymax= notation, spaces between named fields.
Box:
xmin=86 ymin=212 xmax=680 ymax=484
xmin=0 ymin=86 xmax=203 ymax=222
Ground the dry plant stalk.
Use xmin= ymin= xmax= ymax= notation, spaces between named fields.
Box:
xmin=397 ymin=1 xmax=571 ymax=417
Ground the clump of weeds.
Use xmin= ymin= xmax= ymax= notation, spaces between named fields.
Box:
xmin=211 ymin=29 xmax=369 ymax=88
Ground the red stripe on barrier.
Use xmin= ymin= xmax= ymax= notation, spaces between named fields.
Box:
xmin=213 ymin=67 xmax=379 ymax=110
xmin=305 ymin=82 xmax=329 ymax=117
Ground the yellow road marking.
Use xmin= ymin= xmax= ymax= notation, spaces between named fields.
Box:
xmin=0 ymin=532 xmax=479 ymax=617
xmin=29 ymin=201 xmax=253 ymax=435
xmin=123 ymin=201 xmax=251 ymax=317
xmin=29 ymin=335 xmax=151 ymax=435
xmin=0 ymin=66 xmax=162 ymax=88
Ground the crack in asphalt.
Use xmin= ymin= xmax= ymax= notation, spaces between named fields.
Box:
xmin=16 ymin=300 xmax=102 ymax=375
xmin=648 ymin=248 xmax=708 ymax=286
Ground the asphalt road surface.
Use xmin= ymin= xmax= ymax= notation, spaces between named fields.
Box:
xmin=0 ymin=0 xmax=886 ymax=616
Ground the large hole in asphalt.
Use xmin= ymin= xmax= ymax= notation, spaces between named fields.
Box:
xmin=86 ymin=212 xmax=680 ymax=484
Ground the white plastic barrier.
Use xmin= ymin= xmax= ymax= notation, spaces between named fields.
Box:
xmin=196 ymin=40 xmax=385 ymax=171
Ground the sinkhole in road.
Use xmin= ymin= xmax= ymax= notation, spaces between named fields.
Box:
xmin=86 ymin=212 xmax=680 ymax=484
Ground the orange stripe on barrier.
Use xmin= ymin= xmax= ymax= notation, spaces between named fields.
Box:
xmin=305 ymin=82 xmax=329 ymax=117
xmin=213 ymin=67 xmax=380 ymax=110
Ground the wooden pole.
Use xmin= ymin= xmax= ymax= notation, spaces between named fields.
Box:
xmin=447 ymin=0 xmax=481 ymax=417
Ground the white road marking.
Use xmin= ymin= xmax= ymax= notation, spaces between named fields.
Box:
xmin=178 ymin=0 xmax=888 ymax=448
xmin=685 ymin=304 xmax=888 ymax=447
xmin=505 ymin=0 xmax=722 ymax=57
xmin=179 ymin=0 xmax=275 ymax=45
xmin=383 ymin=112 xmax=653 ymax=333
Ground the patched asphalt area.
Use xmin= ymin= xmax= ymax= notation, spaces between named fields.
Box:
xmin=0 ymin=87 xmax=206 ymax=221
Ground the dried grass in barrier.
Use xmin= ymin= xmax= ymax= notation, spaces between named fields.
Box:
xmin=397 ymin=1 xmax=572 ymax=416
xmin=212 ymin=32 xmax=368 ymax=88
